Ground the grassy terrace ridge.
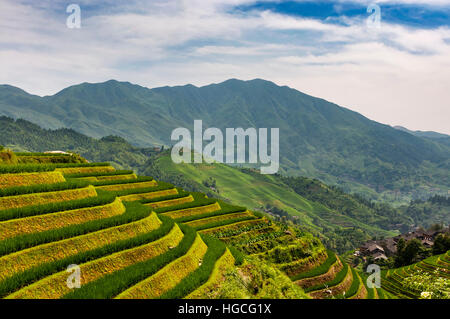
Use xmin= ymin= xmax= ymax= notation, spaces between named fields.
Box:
xmin=145 ymin=194 xmax=195 ymax=209
xmin=170 ymin=200 xmax=245 ymax=222
xmin=63 ymin=224 xmax=197 ymax=299
xmin=119 ymin=188 xmax=179 ymax=202
xmin=61 ymin=170 xmax=134 ymax=179
xmin=7 ymin=223 xmax=184 ymax=299
xmin=55 ymin=166 xmax=115 ymax=175
xmin=345 ymin=268 xmax=367 ymax=299
xmin=199 ymin=218 xmax=268 ymax=235
xmin=0 ymin=209 xmax=169 ymax=298
xmin=160 ymin=201 xmax=221 ymax=220
xmin=0 ymin=185 xmax=98 ymax=210
xmin=186 ymin=211 xmax=256 ymax=229
xmin=175 ymin=204 xmax=246 ymax=224
xmin=185 ymin=247 xmax=235 ymax=299
xmin=0 ymin=197 xmax=125 ymax=241
xmin=116 ymin=233 xmax=208 ymax=299
xmin=0 ymin=162 xmax=111 ymax=174
xmin=95 ymin=180 xmax=157 ymax=191
xmin=0 ymin=180 xmax=90 ymax=197
xmin=179 ymin=202 xmax=248 ymax=227
xmin=342 ymin=268 xmax=360 ymax=298
xmin=0 ymin=171 xmax=66 ymax=188
xmin=215 ymin=222 xmax=271 ymax=239
xmin=421 ymin=255 xmax=450 ymax=271
xmin=154 ymin=192 xmax=216 ymax=213
xmin=291 ymin=250 xmax=336 ymax=281
xmin=414 ymin=260 xmax=450 ymax=278
xmin=139 ymin=189 xmax=190 ymax=204
xmin=102 ymin=181 xmax=174 ymax=198
xmin=77 ymin=174 xmax=137 ymax=183
xmin=0 ymin=191 xmax=116 ymax=221
xmin=0 ymin=212 xmax=161 ymax=282
xmin=376 ymin=287 xmax=385 ymax=299
xmin=381 ymin=271 xmax=417 ymax=299
xmin=309 ymin=264 xmax=353 ymax=299
xmin=301 ymin=258 xmax=346 ymax=292
xmin=14 ymin=152 xmax=75 ymax=157
xmin=195 ymin=214 xmax=261 ymax=232
xmin=0 ymin=201 xmax=151 ymax=257
xmin=375 ymin=259 xmax=450 ymax=300
xmin=89 ymin=176 xmax=154 ymax=187
xmin=160 ymin=235 xmax=229 ymax=299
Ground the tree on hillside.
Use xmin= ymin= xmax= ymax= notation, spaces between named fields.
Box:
xmin=432 ymin=234 xmax=450 ymax=255
xmin=395 ymin=239 xmax=426 ymax=267
xmin=428 ymin=223 xmax=444 ymax=232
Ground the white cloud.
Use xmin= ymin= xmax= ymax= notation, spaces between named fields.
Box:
xmin=0 ymin=0 xmax=449 ymax=134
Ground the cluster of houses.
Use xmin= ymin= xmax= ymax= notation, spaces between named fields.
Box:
xmin=355 ymin=227 xmax=450 ymax=261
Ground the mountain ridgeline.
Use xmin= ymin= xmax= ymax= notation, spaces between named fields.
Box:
xmin=0 ymin=79 xmax=449 ymax=203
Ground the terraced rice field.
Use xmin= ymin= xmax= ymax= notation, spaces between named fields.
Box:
xmin=0 ymin=185 xmax=98 ymax=210
xmin=0 ymin=158 xmax=253 ymax=299
xmin=1 ymin=155 xmax=446 ymax=299
xmin=6 ymin=222 xmax=184 ymax=299
xmin=116 ymin=234 xmax=208 ymax=299
xmin=0 ymin=198 xmax=125 ymax=240
xmin=380 ymin=254 xmax=450 ymax=299
xmin=0 ymin=171 xmax=65 ymax=188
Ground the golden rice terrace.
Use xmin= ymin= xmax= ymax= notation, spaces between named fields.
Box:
xmin=0 ymin=151 xmax=448 ymax=299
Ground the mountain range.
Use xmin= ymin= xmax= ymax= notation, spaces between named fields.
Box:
xmin=0 ymin=79 xmax=449 ymax=204
xmin=393 ymin=126 xmax=450 ymax=146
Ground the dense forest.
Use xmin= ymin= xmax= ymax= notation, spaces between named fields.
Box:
xmin=0 ymin=116 xmax=158 ymax=170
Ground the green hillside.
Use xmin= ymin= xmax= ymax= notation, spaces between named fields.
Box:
xmin=142 ymin=152 xmax=402 ymax=253
xmin=0 ymin=116 xmax=156 ymax=170
xmin=1 ymin=79 xmax=449 ymax=204
xmin=398 ymin=196 xmax=450 ymax=229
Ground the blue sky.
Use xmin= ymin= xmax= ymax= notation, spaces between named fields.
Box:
xmin=233 ymin=1 xmax=450 ymax=28
xmin=0 ymin=0 xmax=449 ymax=134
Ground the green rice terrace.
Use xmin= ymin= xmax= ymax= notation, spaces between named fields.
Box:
xmin=0 ymin=150 xmax=448 ymax=299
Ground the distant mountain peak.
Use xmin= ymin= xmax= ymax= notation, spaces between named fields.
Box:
xmin=393 ymin=125 xmax=449 ymax=139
